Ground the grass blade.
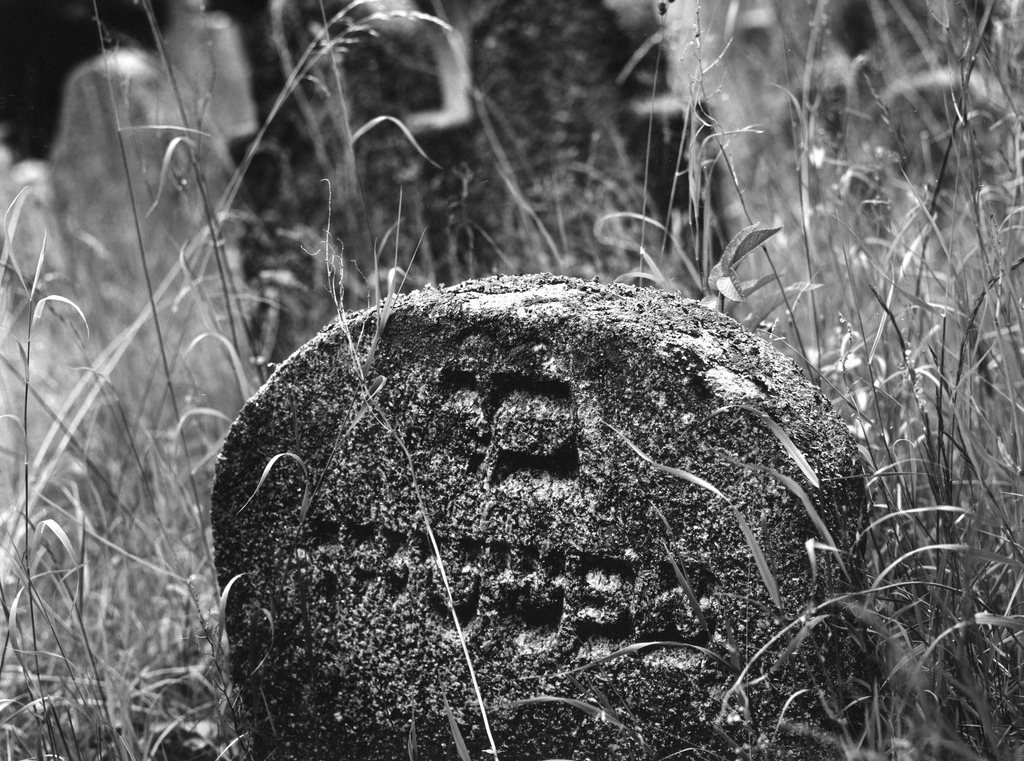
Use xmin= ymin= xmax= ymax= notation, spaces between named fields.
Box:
xmin=607 ymin=421 xmax=725 ymax=498
xmin=703 ymin=405 xmax=820 ymax=488
xmin=609 ymin=422 xmax=781 ymax=608
xmin=442 ymin=694 xmax=472 ymax=761
xmin=31 ymin=296 xmax=88 ymax=338
xmin=728 ymin=501 xmax=783 ymax=610
xmin=237 ymin=452 xmax=308 ymax=515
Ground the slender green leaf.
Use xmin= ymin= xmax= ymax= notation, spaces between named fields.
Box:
xmin=661 ymin=541 xmax=710 ymax=635
xmin=616 ymin=270 xmax=666 ymax=285
xmin=599 ymin=211 xmax=700 ymax=287
xmin=252 ymin=608 xmax=276 ymax=675
xmin=2 ymin=186 xmax=31 ymax=292
xmin=148 ymin=136 xmax=194 ymax=216
xmin=346 ymin=375 xmax=388 ymax=439
xmin=570 ymin=640 xmax=731 ymax=677
xmin=609 ymin=422 xmax=779 ymax=607
xmin=442 ymin=694 xmax=472 ymax=761
xmin=7 ymin=586 xmax=24 ymax=652
xmin=237 ymin=452 xmax=308 ymax=515
xmin=737 ymin=273 xmax=778 ymax=299
xmin=352 ymin=115 xmax=441 ymax=168
xmin=775 ymin=689 xmax=813 ymax=733
xmin=872 ymin=544 xmax=970 ymax=589
xmin=174 ymin=407 xmax=234 ymax=449
xmin=962 ymin=546 xmax=1024 ymax=572
xmin=726 ymin=456 xmax=845 ymax=576
xmin=0 ymin=413 xmax=25 ymax=446
xmin=510 ymin=696 xmax=627 ymax=728
xmin=769 ymin=615 xmax=827 ymax=672
xmin=33 ymin=519 xmax=75 ymax=563
xmin=860 ymin=505 xmax=967 ymax=537
xmin=974 ymin=613 xmax=1024 ymax=630
xmin=407 ymin=714 xmax=418 ymax=761
xmin=729 ymin=501 xmax=783 ymax=609
xmin=32 ymin=295 xmax=88 ymax=336
xmin=218 ymin=573 xmax=247 ymax=633
xmin=185 ymin=332 xmax=257 ymax=400
xmin=608 ymin=422 xmax=725 ymax=498
xmin=706 ymin=405 xmax=819 ymax=488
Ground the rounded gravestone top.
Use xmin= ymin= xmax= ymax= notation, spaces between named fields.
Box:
xmin=212 ymin=274 xmax=866 ymax=760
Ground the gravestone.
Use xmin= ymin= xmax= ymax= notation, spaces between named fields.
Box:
xmin=49 ymin=49 xmax=229 ymax=305
xmin=46 ymin=1 xmax=254 ymax=308
xmin=231 ymin=0 xmax=691 ymax=361
xmin=212 ymin=274 xmax=867 ymax=760
xmin=0 ymin=0 xmax=169 ymax=160
xmin=162 ymin=0 xmax=258 ymax=149
xmin=0 ymin=147 xmax=60 ymax=284
xmin=46 ymin=42 xmax=253 ymax=433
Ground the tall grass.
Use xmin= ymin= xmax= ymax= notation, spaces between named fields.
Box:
xmin=2 ymin=0 xmax=1024 ymax=758
xmin=728 ymin=3 xmax=1024 ymax=758
xmin=0 ymin=2 xmax=255 ymax=758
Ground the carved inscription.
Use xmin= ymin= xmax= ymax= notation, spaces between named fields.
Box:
xmin=298 ymin=336 xmax=720 ymax=658
xmin=439 ymin=361 xmax=580 ymax=490
xmin=375 ymin=339 xmax=709 ymax=648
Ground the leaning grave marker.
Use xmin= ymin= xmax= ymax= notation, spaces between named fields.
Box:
xmin=212 ymin=274 xmax=866 ymax=759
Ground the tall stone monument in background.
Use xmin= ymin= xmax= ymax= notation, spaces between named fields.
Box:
xmin=231 ymin=0 xmax=693 ymax=360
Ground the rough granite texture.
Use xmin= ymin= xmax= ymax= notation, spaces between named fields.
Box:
xmin=211 ymin=274 xmax=867 ymax=759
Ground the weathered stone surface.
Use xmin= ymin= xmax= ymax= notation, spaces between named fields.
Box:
xmin=212 ymin=274 xmax=866 ymax=759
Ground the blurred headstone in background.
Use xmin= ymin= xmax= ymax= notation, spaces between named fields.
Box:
xmin=229 ymin=0 xmax=694 ymax=362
